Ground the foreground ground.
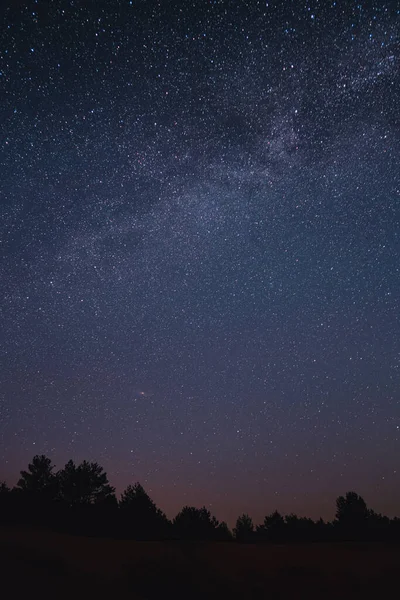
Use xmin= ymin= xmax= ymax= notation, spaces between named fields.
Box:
xmin=1 ymin=526 xmax=399 ymax=599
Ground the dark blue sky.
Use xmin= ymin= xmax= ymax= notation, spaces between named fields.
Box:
xmin=1 ymin=0 xmax=399 ymax=525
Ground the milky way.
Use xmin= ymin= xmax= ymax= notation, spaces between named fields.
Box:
xmin=1 ymin=0 xmax=399 ymax=525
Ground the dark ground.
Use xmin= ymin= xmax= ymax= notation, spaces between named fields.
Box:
xmin=1 ymin=526 xmax=399 ymax=599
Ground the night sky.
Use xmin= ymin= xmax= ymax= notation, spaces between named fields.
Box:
xmin=1 ymin=0 xmax=399 ymax=526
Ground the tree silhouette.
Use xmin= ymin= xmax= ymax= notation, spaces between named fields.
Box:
xmin=0 ymin=481 xmax=10 ymax=494
xmin=3 ymin=457 xmax=400 ymax=543
xmin=391 ymin=516 xmax=400 ymax=541
xmin=336 ymin=491 xmax=368 ymax=523
xmin=14 ymin=455 xmax=59 ymax=525
xmin=234 ymin=513 xmax=254 ymax=542
xmin=335 ymin=491 xmax=371 ymax=540
xmin=173 ymin=506 xmax=220 ymax=540
xmin=0 ymin=481 xmax=11 ymax=521
xmin=284 ymin=514 xmax=318 ymax=542
xmin=17 ymin=455 xmax=58 ymax=499
xmin=367 ymin=509 xmax=390 ymax=541
xmin=336 ymin=492 xmax=367 ymax=530
xmin=57 ymin=460 xmax=79 ymax=506
xmin=56 ymin=459 xmax=116 ymax=536
xmin=256 ymin=510 xmax=286 ymax=542
xmin=58 ymin=459 xmax=115 ymax=506
xmin=215 ymin=520 xmax=233 ymax=541
xmin=119 ymin=482 xmax=170 ymax=539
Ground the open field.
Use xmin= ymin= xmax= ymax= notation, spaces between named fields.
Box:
xmin=1 ymin=526 xmax=399 ymax=599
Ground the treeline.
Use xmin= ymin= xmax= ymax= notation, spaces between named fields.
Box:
xmin=1 ymin=455 xmax=399 ymax=543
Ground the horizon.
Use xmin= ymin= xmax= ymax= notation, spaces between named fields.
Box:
xmin=2 ymin=452 xmax=398 ymax=528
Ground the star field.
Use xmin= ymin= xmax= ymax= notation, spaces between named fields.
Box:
xmin=1 ymin=0 xmax=399 ymax=525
